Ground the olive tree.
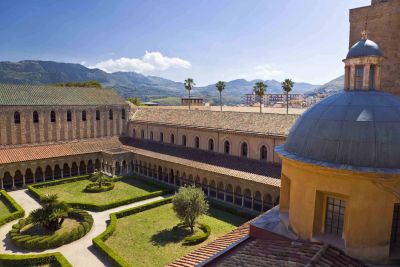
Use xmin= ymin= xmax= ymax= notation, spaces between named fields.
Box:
xmin=172 ymin=186 xmax=209 ymax=233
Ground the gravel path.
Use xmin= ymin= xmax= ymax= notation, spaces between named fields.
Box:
xmin=0 ymin=189 xmax=166 ymax=267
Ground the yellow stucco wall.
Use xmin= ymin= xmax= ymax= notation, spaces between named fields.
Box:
xmin=280 ymin=156 xmax=400 ymax=262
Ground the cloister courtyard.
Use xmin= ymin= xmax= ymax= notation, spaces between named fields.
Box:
xmin=0 ymin=173 xmax=250 ymax=267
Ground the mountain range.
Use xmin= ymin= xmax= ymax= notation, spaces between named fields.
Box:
xmin=0 ymin=60 xmax=343 ymax=105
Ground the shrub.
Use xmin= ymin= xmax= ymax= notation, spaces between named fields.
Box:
xmin=183 ymin=223 xmax=211 ymax=245
xmin=0 ymin=190 xmax=25 ymax=227
xmin=172 ymin=186 xmax=209 ymax=232
xmin=0 ymin=252 xmax=72 ymax=267
xmin=84 ymin=182 xmax=115 ymax=193
xmin=10 ymin=209 xmax=93 ymax=250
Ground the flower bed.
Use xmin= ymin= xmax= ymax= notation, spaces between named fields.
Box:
xmin=10 ymin=209 xmax=93 ymax=250
xmin=0 ymin=252 xmax=72 ymax=267
xmin=0 ymin=190 xmax=25 ymax=227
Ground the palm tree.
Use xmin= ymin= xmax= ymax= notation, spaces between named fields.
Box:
xmin=282 ymin=79 xmax=294 ymax=114
xmin=90 ymin=170 xmax=111 ymax=188
xmin=253 ymin=82 xmax=267 ymax=113
xmin=30 ymin=194 xmax=70 ymax=231
xmin=215 ymin=81 xmax=226 ymax=111
xmin=184 ymin=78 xmax=195 ymax=110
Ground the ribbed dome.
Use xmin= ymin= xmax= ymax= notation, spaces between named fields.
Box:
xmin=282 ymin=91 xmax=400 ymax=171
xmin=346 ymin=39 xmax=383 ymax=59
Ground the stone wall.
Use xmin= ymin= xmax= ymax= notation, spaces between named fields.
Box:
xmin=0 ymin=104 xmax=129 ymax=146
xmin=349 ymin=0 xmax=400 ymax=95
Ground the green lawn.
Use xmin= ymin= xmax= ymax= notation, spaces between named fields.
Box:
xmin=35 ymin=178 xmax=161 ymax=205
xmin=104 ymin=203 xmax=247 ymax=267
xmin=0 ymin=198 xmax=12 ymax=219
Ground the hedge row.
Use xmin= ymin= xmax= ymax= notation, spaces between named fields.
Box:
xmin=183 ymin=223 xmax=211 ymax=245
xmin=0 ymin=190 xmax=25 ymax=227
xmin=84 ymin=182 xmax=115 ymax=193
xmin=0 ymin=252 xmax=72 ymax=267
xmin=10 ymin=209 xmax=93 ymax=250
xmin=208 ymin=198 xmax=256 ymax=220
xmin=93 ymin=197 xmax=173 ymax=267
xmin=28 ymin=175 xmax=172 ymax=212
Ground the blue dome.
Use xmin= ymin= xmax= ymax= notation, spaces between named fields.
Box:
xmin=346 ymin=39 xmax=383 ymax=59
xmin=280 ymin=91 xmax=400 ymax=172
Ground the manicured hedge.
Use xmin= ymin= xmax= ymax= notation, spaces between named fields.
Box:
xmin=10 ymin=209 xmax=93 ymax=250
xmin=0 ymin=252 xmax=72 ymax=267
xmin=93 ymin=197 xmax=173 ymax=267
xmin=84 ymin=182 xmax=115 ymax=193
xmin=183 ymin=223 xmax=211 ymax=245
xmin=0 ymin=190 xmax=25 ymax=227
xmin=28 ymin=175 xmax=172 ymax=212
xmin=208 ymin=198 xmax=256 ymax=220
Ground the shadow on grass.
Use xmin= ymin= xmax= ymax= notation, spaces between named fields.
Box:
xmin=118 ymin=178 xmax=162 ymax=193
xmin=150 ymin=225 xmax=192 ymax=247
xmin=206 ymin=207 xmax=246 ymax=227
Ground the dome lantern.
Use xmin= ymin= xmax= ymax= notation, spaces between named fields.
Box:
xmin=342 ymin=31 xmax=385 ymax=91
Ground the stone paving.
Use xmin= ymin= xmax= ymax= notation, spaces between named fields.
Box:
xmin=0 ymin=189 xmax=166 ymax=267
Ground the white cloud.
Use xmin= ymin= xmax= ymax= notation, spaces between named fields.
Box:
xmin=243 ymin=64 xmax=284 ymax=80
xmin=88 ymin=51 xmax=191 ymax=73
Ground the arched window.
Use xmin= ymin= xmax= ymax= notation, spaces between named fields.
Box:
xmin=224 ymin=140 xmax=230 ymax=154
xmin=33 ymin=111 xmax=39 ymax=123
xmin=82 ymin=110 xmax=87 ymax=121
xmin=109 ymin=109 xmax=113 ymax=120
xmin=182 ymin=135 xmax=187 ymax=146
xmin=150 ymin=131 xmax=154 ymax=141
xmin=141 ymin=129 xmax=145 ymax=139
xmin=50 ymin=110 xmax=56 ymax=122
xmin=260 ymin=145 xmax=268 ymax=160
xmin=67 ymin=110 xmax=72 ymax=122
xmin=96 ymin=110 xmax=100 ymax=121
xmin=133 ymin=129 xmax=136 ymax=138
xmin=241 ymin=142 xmax=248 ymax=157
xmin=14 ymin=111 xmax=21 ymax=124
xmin=208 ymin=139 xmax=214 ymax=151
xmin=122 ymin=109 xmax=126 ymax=120
xmin=160 ymin=132 xmax=164 ymax=142
xmin=195 ymin=136 xmax=200 ymax=149
xmin=171 ymin=134 xmax=175 ymax=144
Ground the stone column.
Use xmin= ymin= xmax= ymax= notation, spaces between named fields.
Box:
xmin=207 ymin=186 xmax=210 ymax=197
xmin=12 ymin=177 xmax=16 ymax=190
xmin=251 ymin=197 xmax=254 ymax=210
xmin=261 ymin=200 xmax=264 ymax=212
xmin=375 ymin=65 xmax=382 ymax=90
xmin=241 ymin=196 xmax=244 ymax=207
xmin=22 ymin=175 xmax=26 ymax=188
xmin=0 ymin=178 xmax=3 ymax=190
xmin=349 ymin=65 xmax=356 ymax=90
xmin=224 ymin=191 xmax=226 ymax=202
xmin=363 ymin=64 xmax=370 ymax=90
xmin=61 ymin=169 xmax=64 ymax=178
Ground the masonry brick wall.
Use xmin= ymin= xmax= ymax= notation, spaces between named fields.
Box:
xmin=349 ymin=0 xmax=400 ymax=95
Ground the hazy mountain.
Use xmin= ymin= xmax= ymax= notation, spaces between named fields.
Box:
xmin=0 ymin=60 xmax=322 ymax=104
xmin=308 ymin=75 xmax=344 ymax=95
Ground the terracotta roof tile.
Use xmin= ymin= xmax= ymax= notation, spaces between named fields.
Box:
xmin=0 ymin=84 xmax=126 ymax=106
xmin=0 ymin=137 xmax=123 ymax=164
xmin=132 ymin=108 xmax=298 ymax=136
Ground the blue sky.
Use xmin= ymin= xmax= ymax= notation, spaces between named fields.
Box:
xmin=0 ymin=0 xmax=370 ymax=85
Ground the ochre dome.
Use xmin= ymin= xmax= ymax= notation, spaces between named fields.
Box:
xmin=282 ymin=90 xmax=400 ymax=171
xmin=346 ymin=39 xmax=383 ymax=59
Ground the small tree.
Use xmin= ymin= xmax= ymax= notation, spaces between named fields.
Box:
xmin=90 ymin=170 xmax=111 ymax=188
xmin=172 ymin=186 xmax=209 ymax=233
xmin=253 ymin=81 xmax=267 ymax=113
xmin=282 ymin=78 xmax=294 ymax=114
xmin=184 ymin=78 xmax=195 ymax=110
xmin=215 ymin=81 xmax=226 ymax=111
xmin=30 ymin=194 xmax=70 ymax=231
xmin=127 ymin=97 xmax=143 ymax=106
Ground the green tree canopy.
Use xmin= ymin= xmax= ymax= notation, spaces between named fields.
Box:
xmin=282 ymin=78 xmax=294 ymax=114
xmin=253 ymin=81 xmax=267 ymax=113
xmin=184 ymin=78 xmax=195 ymax=110
xmin=172 ymin=186 xmax=209 ymax=232
xmin=56 ymin=80 xmax=102 ymax=88
xmin=216 ymin=81 xmax=226 ymax=111
xmin=127 ymin=97 xmax=143 ymax=106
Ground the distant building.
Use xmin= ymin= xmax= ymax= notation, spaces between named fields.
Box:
xmin=142 ymin=102 xmax=159 ymax=106
xmin=181 ymin=97 xmax=204 ymax=106
xmin=244 ymin=93 xmax=303 ymax=106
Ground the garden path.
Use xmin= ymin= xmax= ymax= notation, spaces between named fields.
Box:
xmin=0 ymin=189 xmax=166 ymax=267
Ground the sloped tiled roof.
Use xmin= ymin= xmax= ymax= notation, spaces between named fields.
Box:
xmin=0 ymin=137 xmax=123 ymax=164
xmin=167 ymin=222 xmax=251 ymax=267
xmin=132 ymin=108 xmax=298 ymax=136
xmin=121 ymin=139 xmax=281 ymax=187
xmin=0 ymin=84 xmax=126 ymax=106
xmin=210 ymin=238 xmax=366 ymax=267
